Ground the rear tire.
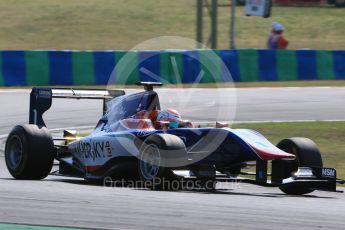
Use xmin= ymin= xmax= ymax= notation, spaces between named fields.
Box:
xmin=5 ymin=125 xmax=55 ymax=180
xmin=277 ymin=137 xmax=323 ymax=195
xmin=138 ymin=134 xmax=187 ymax=190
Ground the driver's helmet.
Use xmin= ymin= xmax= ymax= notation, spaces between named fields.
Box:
xmin=157 ymin=108 xmax=182 ymax=129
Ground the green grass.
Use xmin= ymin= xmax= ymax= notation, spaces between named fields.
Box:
xmin=79 ymin=121 xmax=345 ymax=181
xmin=232 ymin=121 xmax=345 ymax=181
xmin=0 ymin=0 xmax=343 ymax=50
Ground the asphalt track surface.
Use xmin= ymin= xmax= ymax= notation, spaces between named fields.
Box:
xmin=1 ymin=87 xmax=345 ymax=135
xmin=0 ymin=87 xmax=344 ymax=229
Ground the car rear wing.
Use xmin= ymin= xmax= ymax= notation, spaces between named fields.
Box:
xmin=29 ymin=88 xmax=125 ymax=127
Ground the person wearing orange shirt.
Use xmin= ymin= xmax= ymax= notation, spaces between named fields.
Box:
xmin=267 ymin=22 xmax=289 ymax=50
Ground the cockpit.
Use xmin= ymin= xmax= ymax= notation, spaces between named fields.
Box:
xmin=94 ymin=87 xmax=192 ymax=133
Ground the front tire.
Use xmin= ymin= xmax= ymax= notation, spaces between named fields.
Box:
xmin=277 ymin=137 xmax=323 ymax=195
xmin=5 ymin=125 xmax=55 ymax=180
xmin=138 ymin=134 xmax=187 ymax=190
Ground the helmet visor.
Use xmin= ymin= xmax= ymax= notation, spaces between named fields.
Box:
xmin=169 ymin=121 xmax=179 ymax=129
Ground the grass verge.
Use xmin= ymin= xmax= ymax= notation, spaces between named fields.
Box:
xmin=0 ymin=1 xmax=344 ymax=50
xmin=79 ymin=121 xmax=345 ymax=182
xmin=232 ymin=121 xmax=345 ymax=181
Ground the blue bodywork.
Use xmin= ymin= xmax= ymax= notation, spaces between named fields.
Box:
xmin=66 ymin=88 xmax=291 ymax=178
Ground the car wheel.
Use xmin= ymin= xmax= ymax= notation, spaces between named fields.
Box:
xmin=138 ymin=134 xmax=187 ymax=190
xmin=5 ymin=124 xmax=55 ymax=180
xmin=277 ymin=137 xmax=323 ymax=195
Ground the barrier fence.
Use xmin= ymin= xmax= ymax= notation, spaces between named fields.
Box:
xmin=0 ymin=49 xmax=343 ymax=86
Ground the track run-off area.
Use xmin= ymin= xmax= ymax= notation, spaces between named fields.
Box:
xmin=0 ymin=86 xmax=344 ymax=229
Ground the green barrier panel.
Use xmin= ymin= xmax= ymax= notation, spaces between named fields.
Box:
xmin=170 ymin=52 xmax=184 ymax=84
xmin=277 ymin=50 xmax=297 ymax=81
xmin=159 ymin=52 xmax=184 ymax=84
xmin=316 ymin=50 xmax=334 ymax=80
xmin=160 ymin=52 xmax=183 ymax=84
xmin=159 ymin=52 xmax=172 ymax=84
xmin=237 ymin=49 xmax=259 ymax=81
xmin=25 ymin=51 xmax=49 ymax=86
xmin=115 ymin=51 xmax=139 ymax=84
xmin=199 ymin=50 xmax=222 ymax=83
xmin=72 ymin=51 xmax=95 ymax=85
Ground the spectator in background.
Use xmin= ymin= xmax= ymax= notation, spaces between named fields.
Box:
xmin=267 ymin=22 xmax=289 ymax=49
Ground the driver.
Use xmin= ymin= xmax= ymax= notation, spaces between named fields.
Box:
xmin=157 ymin=108 xmax=182 ymax=129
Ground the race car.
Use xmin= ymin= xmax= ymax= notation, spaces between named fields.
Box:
xmin=4 ymin=82 xmax=344 ymax=194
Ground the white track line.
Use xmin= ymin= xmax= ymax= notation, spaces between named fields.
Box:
xmin=0 ymin=89 xmax=30 ymax=93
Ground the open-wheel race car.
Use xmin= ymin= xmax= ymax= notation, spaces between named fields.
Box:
xmin=4 ymin=82 xmax=345 ymax=195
